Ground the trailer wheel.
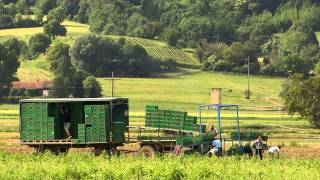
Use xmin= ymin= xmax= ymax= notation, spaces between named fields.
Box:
xmin=139 ymin=145 xmax=156 ymax=158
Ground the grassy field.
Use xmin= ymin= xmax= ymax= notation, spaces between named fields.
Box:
xmin=3 ymin=70 xmax=315 ymax=139
xmin=17 ymin=67 xmax=53 ymax=81
xmin=317 ymin=32 xmax=320 ymax=45
xmin=98 ymin=71 xmax=284 ymax=112
xmin=0 ymin=152 xmax=319 ymax=179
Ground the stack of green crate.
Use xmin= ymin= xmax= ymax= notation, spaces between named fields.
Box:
xmin=164 ymin=110 xmax=182 ymax=130
xmin=78 ymin=124 xmax=85 ymax=143
xmin=183 ymin=116 xmax=197 ymax=131
xmin=84 ymin=105 xmax=109 ymax=143
xmin=21 ymin=103 xmax=49 ymax=141
xmin=21 ymin=103 xmax=34 ymax=141
xmin=145 ymin=105 xmax=159 ymax=127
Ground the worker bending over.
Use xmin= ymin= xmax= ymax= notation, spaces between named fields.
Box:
xmin=208 ymin=138 xmax=222 ymax=157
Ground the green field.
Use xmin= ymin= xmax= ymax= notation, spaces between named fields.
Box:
xmin=0 ymin=152 xmax=319 ymax=179
xmin=98 ymin=71 xmax=284 ymax=112
xmin=317 ymin=32 xmax=320 ymax=45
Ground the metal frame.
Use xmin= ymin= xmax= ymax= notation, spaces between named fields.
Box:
xmin=198 ymin=104 xmax=241 ymax=152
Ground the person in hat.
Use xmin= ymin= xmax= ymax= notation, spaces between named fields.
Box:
xmin=254 ymin=136 xmax=264 ymax=160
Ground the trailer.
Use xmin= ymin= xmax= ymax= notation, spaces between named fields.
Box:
xmin=125 ymin=105 xmax=215 ymax=158
xmin=19 ymin=98 xmax=128 ymax=154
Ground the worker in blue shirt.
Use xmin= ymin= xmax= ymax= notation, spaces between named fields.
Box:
xmin=208 ymin=138 xmax=222 ymax=157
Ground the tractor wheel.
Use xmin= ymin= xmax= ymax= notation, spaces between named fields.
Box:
xmin=139 ymin=145 xmax=156 ymax=159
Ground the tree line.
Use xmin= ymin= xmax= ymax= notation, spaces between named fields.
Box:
xmin=2 ymin=0 xmax=320 ymax=76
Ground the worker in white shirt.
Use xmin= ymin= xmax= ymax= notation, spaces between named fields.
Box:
xmin=208 ymin=138 xmax=222 ymax=157
xmin=268 ymin=146 xmax=281 ymax=158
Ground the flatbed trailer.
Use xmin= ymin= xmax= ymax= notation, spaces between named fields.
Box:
xmin=125 ymin=126 xmax=213 ymax=157
xmin=19 ymin=98 xmax=128 ymax=154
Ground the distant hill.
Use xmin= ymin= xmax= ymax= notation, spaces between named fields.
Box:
xmin=0 ymin=21 xmax=199 ymax=65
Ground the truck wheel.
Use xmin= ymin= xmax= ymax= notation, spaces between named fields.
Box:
xmin=139 ymin=145 xmax=156 ymax=158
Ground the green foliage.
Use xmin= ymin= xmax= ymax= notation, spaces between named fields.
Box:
xmin=70 ymin=34 xmax=119 ymax=76
xmin=47 ymin=42 xmax=82 ymax=98
xmin=28 ymin=33 xmax=51 ymax=57
xmin=0 ymin=42 xmax=20 ymax=100
xmin=59 ymin=0 xmax=80 ymax=19
xmin=83 ymin=76 xmax=102 ymax=98
xmin=3 ymin=37 xmax=29 ymax=59
xmin=47 ymin=7 xmax=66 ymax=23
xmin=280 ymin=73 xmax=320 ymax=128
xmin=70 ymin=34 xmax=162 ymax=77
xmin=36 ymin=0 xmax=57 ymax=14
xmin=44 ymin=19 xmax=67 ymax=39
xmin=161 ymin=28 xmax=180 ymax=47
xmin=1 ymin=152 xmax=320 ymax=179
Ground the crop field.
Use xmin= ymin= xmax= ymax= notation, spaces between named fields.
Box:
xmin=109 ymin=35 xmax=198 ymax=64
xmin=0 ymin=152 xmax=320 ymax=179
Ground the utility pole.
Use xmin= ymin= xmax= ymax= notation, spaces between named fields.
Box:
xmin=105 ymin=72 xmax=121 ymax=97
xmin=247 ymin=56 xmax=250 ymax=100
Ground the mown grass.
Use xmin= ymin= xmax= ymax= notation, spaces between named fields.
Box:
xmin=98 ymin=71 xmax=284 ymax=112
xmin=16 ymin=67 xmax=53 ymax=81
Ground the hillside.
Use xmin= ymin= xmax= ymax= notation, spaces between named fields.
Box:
xmin=0 ymin=21 xmax=198 ymax=65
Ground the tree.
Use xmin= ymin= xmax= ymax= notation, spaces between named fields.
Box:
xmin=280 ymin=73 xmax=320 ymax=128
xmin=44 ymin=19 xmax=67 ymax=39
xmin=47 ymin=7 xmax=66 ymax=23
xmin=36 ymin=0 xmax=57 ymax=14
xmin=48 ymin=42 xmax=79 ymax=98
xmin=0 ymin=43 xmax=20 ymax=100
xmin=75 ymin=0 xmax=89 ymax=23
xmin=70 ymin=34 xmax=119 ymax=76
xmin=141 ymin=0 xmax=160 ymax=20
xmin=0 ymin=15 xmax=14 ymax=29
xmin=47 ymin=42 xmax=70 ymax=73
xmin=161 ymin=28 xmax=180 ymax=46
xmin=28 ymin=33 xmax=51 ymax=57
xmin=3 ymin=38 xmax=28 ymax=58
xmin=60 ymin=0 xmax=80 ymax=19
xmin=83 ymin=76 xmax=102 ymax=98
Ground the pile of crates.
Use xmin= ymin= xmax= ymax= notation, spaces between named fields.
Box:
xmin=21 ymin=103 xmax=63 ymax=141
xmin=145 ymin=105 xmax=206 ymax=132
xmin=79 ymin=105 xmax=110 ymax=143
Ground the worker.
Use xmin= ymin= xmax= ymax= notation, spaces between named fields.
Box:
xmin=207 ymin=125 xmax=218 ymax=138
xmin=268 ymin=146 xmax=281 ymax=158
xmin=209 ymin=138 xmax=222 ymax=157
xmin=60 ymin=104 xmax=71 ymax=139
xmin=254 ymin=136 xmax=264 ymax=160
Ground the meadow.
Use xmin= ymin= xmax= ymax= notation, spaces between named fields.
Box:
xmin=0 ymin=152 xmax=319 ymax=179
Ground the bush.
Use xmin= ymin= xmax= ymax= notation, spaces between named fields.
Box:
xmin=83 ymin=76 xmax=102 ymax=98
xmin=28 ymin=33 xmax=51 ymax=57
